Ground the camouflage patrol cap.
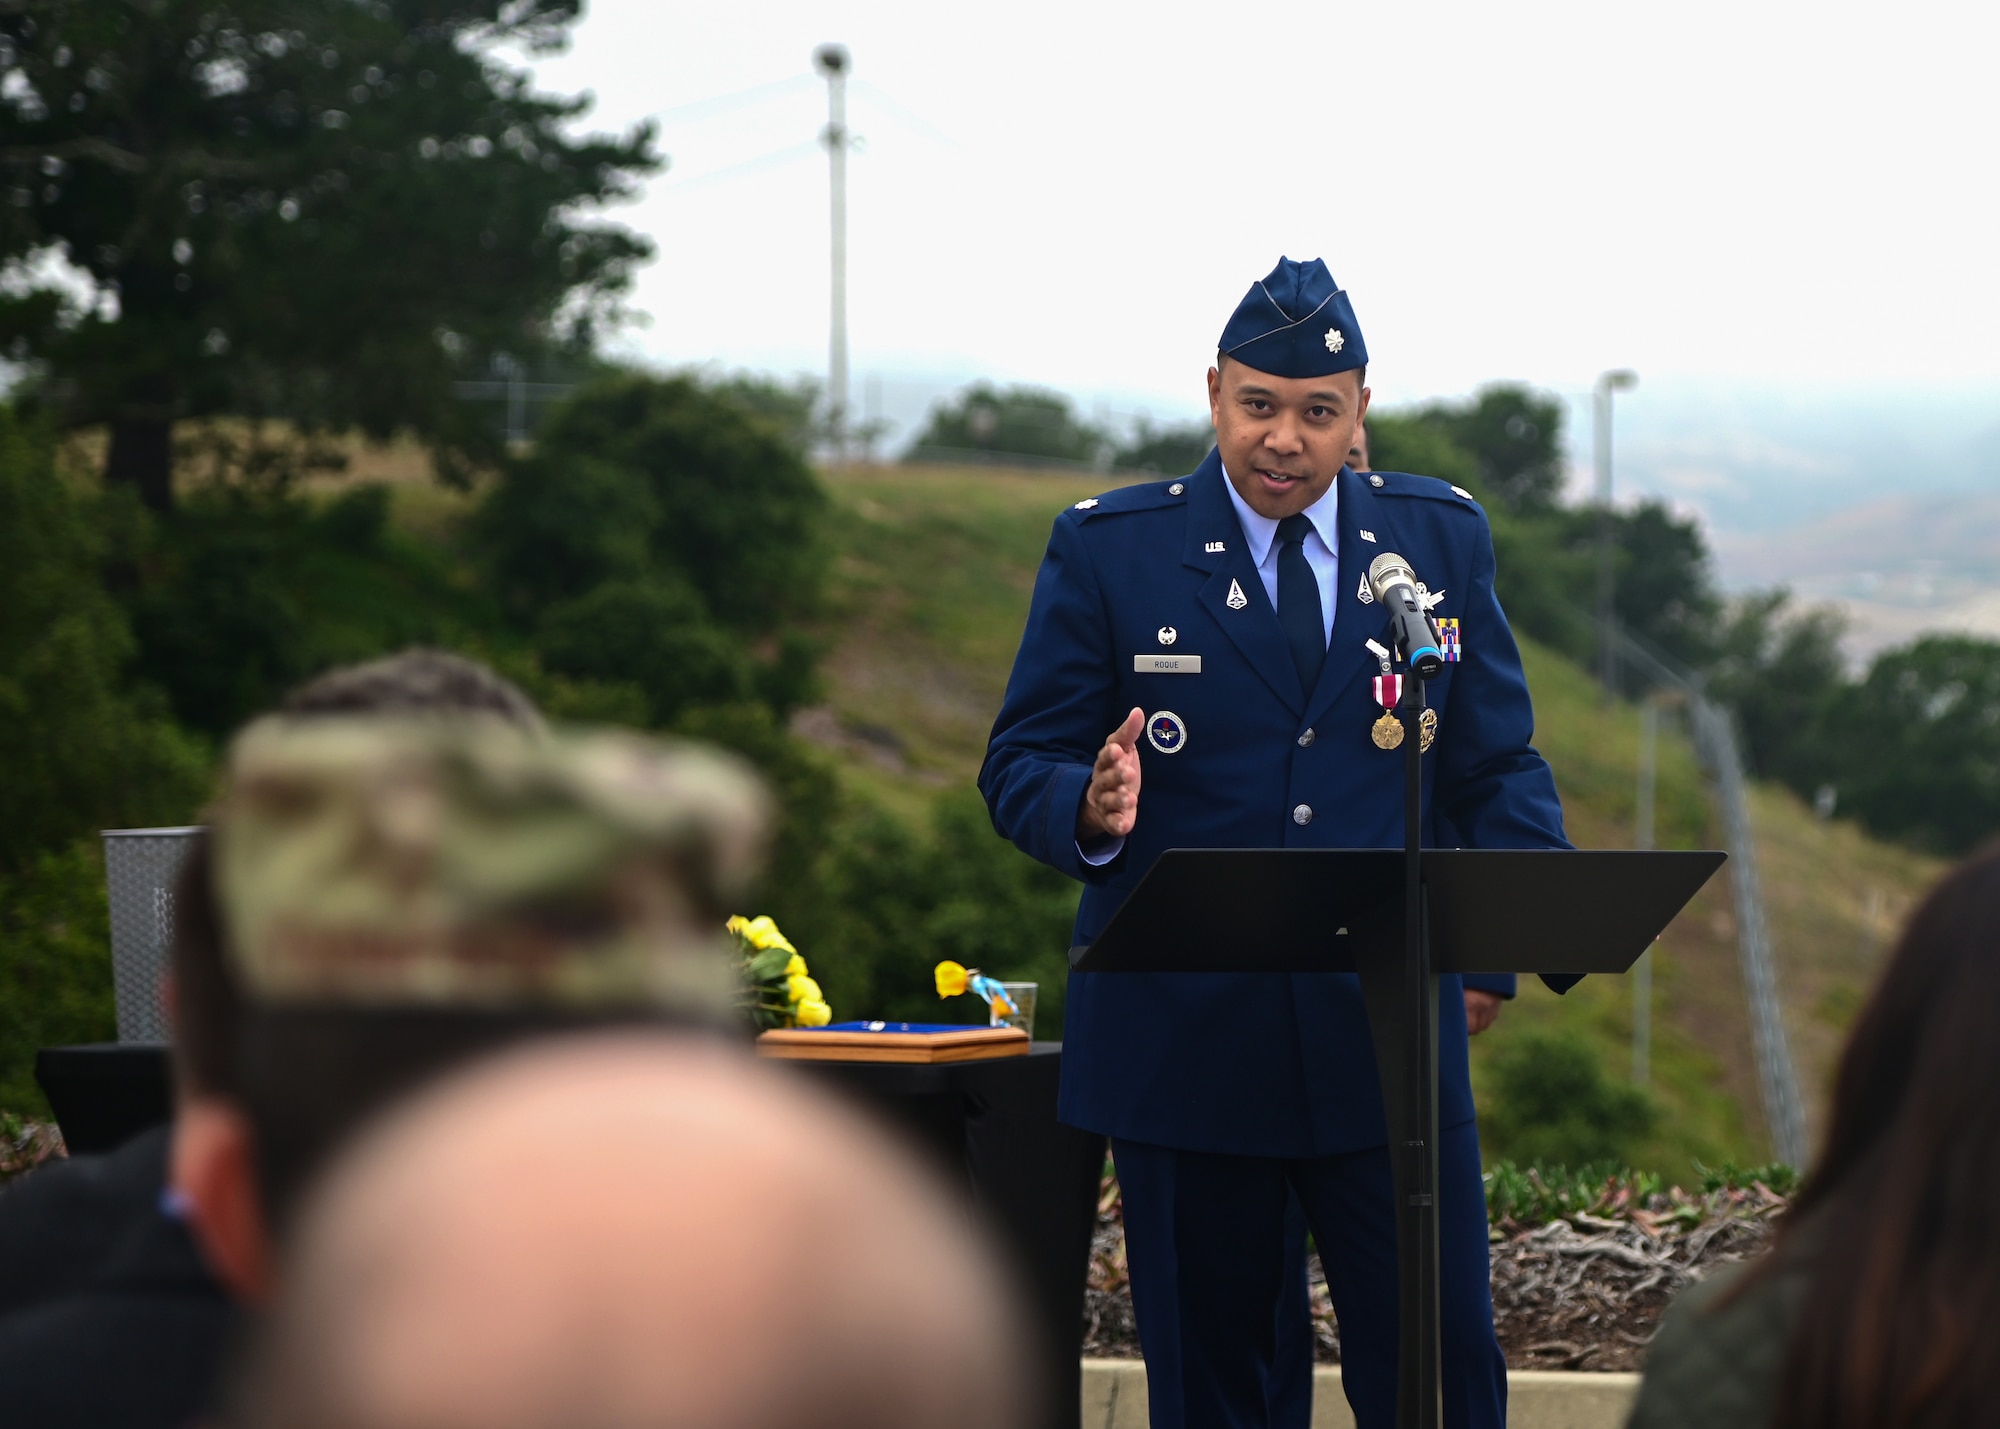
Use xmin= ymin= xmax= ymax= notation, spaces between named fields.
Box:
xmin=210 ymin=717 xmax=771 ymax=1019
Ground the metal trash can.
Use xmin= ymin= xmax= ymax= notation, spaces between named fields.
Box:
xmin=101 ymin=827 xmax=205 ymax=1044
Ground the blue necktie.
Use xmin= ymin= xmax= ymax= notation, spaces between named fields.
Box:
xmin=1277 ymin=513 xmax=1325 ymax=694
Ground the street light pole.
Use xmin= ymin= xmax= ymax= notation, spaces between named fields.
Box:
xmin=815 ymin=44 xmax=851 ymax=465
xmin=1593 ymin=368 xmax=1638 ymax=700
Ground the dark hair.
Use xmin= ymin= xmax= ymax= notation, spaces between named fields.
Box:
xmin=1761 ymin=842 xmax=2000 ymax=1428
xmin=280 ymin=648 xmax=543 ymax=731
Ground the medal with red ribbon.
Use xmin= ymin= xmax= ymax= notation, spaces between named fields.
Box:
xmin=1371 ymin=672 xmax=1405 ymax=750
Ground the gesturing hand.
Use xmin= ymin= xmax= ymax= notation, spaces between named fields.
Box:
xmin=1077 ymin=707 xmax=1145 ymax=842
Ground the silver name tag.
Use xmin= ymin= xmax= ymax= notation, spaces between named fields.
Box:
xmin=1135 ymin=655 xmax=1202 ymax=673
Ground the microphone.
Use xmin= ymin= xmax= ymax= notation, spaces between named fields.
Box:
xmin=1368 ymin=552 xmax=1444 ymax=681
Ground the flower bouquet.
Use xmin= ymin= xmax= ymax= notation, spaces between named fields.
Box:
xmin=729 ymin=915 xmax=832 ymax=1029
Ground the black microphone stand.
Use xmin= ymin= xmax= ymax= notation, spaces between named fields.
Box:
xmin=1354 ymin=670 xmax=1444 ymax=1429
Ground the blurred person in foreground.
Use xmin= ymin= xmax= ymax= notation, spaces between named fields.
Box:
xmin=235 ymin=1033 xmax=1033 ymax=1429
xmin=0 ymin=651 xmax=768 ymax=1428
xmin=0 ymin=650 xmax=558 ymax=1428
xmin=1628 ymin=842 xmax=2000 ymax=1429
xmin=176 ymin=709 xmax=766 ymax=1297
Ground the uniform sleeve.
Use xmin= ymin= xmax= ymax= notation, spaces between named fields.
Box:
xmin=979 ymin=515 xmax=1125 ymax=883
xmin=1432 ymin=512 xmax=1570 ymax=854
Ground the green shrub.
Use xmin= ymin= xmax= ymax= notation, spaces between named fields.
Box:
xmin=0 ymin=843 xmax=118 ymax=1116
xmin=1479 ymin=1030 xmax=1659 ymax=1168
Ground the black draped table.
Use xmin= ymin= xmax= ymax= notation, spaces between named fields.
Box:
xmin=784 ymin=1045 xmax=1106 ymax=1429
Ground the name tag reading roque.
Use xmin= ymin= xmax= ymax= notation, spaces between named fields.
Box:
xmin=1135 ymin=655 xmax=1202 ymax=674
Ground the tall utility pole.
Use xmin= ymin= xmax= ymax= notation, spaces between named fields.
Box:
xmin=1593 ymin=368 xmax=1638 ymax=700
xmin=1632 ymin=696 xmax=1658 ymax=1087
xmin=815 ymin=43 xmax=851 ymax=464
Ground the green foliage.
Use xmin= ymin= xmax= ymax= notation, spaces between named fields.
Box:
xmin=475 ymin=373 xmax=829 ymax=728
xmin=1694 ymin=1159 xmax=1800 ymax=1196
xmin=1595 ymin=500 xmax=1723 ymax=672
xmin=1114 ymin=418 xmax=1212 ymax=475
xmin=1483 ymin=1158 xmax=1796 ymax=1225
xmin=0 ymin=843 xmax=117 ymax=1117
xmin=1706 ymin=590 xmax=1850 ymax=787
xmin=906 ymin=384 xmax=1109 ymax=466
xmin=537 ymin=578 xmax=752 ymax=726
xmin=1484 ymin=1160 xmax=1662 ymax=1225
xmin=1 ymin=0 xmax=660 ymax=506
xmin=704 ymin=372 xmax=825 ymax=453
xmin=123 ymin=483 xmax=486 ymax=739
xmin=1388 ymin=384 xmax=1568 ymax=516
xmin=496 ymin=374 xmax=829 ymax=635
xmin=1816 ymin=635 xmax=2000 ymax=854
xmin=715 ymin=775 xmax=1079 ymax=1038
xmin=0 ymin=409 xmax=209 ymax=868
xmin=1479 ymin=1029 xmax=1660 ymax=1169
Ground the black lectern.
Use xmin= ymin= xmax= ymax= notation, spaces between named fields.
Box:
xmin=1070 ymin=685 xmax=1724 ymax=1429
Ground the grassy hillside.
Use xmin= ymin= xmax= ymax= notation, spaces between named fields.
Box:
xmin=801 ymin=463 xmax=1945 ymax=1178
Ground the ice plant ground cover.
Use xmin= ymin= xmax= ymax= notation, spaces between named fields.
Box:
xmin=1084 ymin=1162 xmax=1794 ymax=1372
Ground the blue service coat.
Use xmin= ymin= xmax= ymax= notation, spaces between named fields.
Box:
xmin=979 ymin=451 xmax=1570 ymax=1158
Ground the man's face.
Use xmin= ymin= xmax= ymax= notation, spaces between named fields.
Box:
xmin=1207 ymin=358 xmax=1370 ymax=519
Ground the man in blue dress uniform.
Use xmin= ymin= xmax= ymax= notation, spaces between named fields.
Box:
xmin=980 ymin=257 xmax=1570 ymax=1428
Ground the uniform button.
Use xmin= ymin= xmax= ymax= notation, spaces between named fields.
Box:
xmin=1292 ymin=804 xmax=1313 ymax=825
xmin=1297 ymin=728 xmax=1316 ymax=747
xmin=1369 ymin=474 xmax=1385 ymax=488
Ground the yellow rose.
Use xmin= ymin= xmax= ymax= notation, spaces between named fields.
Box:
xmin=726 ymin=915 xmax=750 ymax=936
xmin=744 ymin=916 xmax=795 ymax=954
xmin=787 ymin=974 xmax=823 ymax=1006
xmin=935 ymin=961 xmax=969 ymax=998
xmin=784 ymin=954 xmax=808 ymax=978
xmin=796 ymin=998 xmax=833 ymax=1028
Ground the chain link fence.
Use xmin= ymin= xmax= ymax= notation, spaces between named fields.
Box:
xmin=1606 ymin=628 xmax=1809 ymax=1168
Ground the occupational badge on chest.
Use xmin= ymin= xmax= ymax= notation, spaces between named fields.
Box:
xmin=1225 ymin=579 xmax=1248 ymax=611
xmin=1146 ymin=711 xmax=1188 ymax=754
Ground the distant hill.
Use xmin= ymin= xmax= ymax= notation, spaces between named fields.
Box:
xmin=798 ymin=462 xmax=1946 ymax=1176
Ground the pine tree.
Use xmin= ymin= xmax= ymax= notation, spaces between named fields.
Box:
xmin=1 ymin=0 xmax=660 ymax=509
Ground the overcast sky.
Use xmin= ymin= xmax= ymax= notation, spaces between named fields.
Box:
xmin=523 ymin=0 xmax=2000 ymax=541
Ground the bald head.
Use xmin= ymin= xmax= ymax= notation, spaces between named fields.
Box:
xmin=241 ymin=1035 xmax=1032 ymax=1429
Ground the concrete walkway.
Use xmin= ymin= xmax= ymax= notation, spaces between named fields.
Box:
xmin=1080 ymin=1360 xmax=1639 ymax=1429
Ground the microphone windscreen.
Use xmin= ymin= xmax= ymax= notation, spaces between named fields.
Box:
xmin=1368 ymin=552 xmax=1417 ymax=603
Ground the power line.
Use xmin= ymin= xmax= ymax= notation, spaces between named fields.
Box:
xmin=662 ymin=141 xmax=821 ymax=195
xmin=651 ymin=74 xmax=816 ymax=126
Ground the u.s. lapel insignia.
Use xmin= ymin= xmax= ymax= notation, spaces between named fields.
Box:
xmin=1359 ymin=529 xmax=1377 ymax=543
xmin=1357 ymin=574 xmax=1374 ymax=605
xmin=1146 ymin=710 xmax=1188 ymax=754
xmin=1225 ymin=579 xmax=1249 ymax=611
xmin=1205 ymin=540 xmax=1226 ymax=553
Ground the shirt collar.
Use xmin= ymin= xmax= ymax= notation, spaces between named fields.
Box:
xmin=1219 ymin=463 xmax=1342 ymax=566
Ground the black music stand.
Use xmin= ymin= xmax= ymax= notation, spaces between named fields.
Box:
xmin=1070 ymin=682 xmax=1725 ymax=1429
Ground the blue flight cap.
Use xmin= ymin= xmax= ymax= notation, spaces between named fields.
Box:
xmin=1218 ymin=257 xmax=1368 ymax=378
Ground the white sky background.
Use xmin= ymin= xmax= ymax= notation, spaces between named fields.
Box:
xmin=523 ymin=0 xmax=2000 ymax=557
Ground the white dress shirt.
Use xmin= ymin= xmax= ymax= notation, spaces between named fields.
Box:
xmin=1219 ymin=463 xmax=1340 ymax=647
